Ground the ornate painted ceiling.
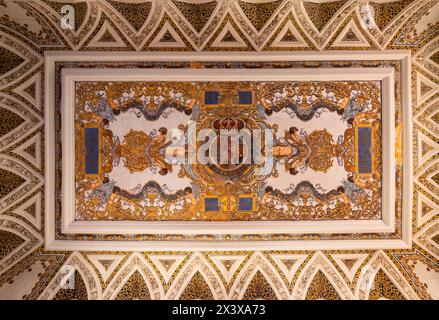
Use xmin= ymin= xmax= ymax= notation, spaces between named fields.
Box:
xmin=0 ymin=0 xmax=438 ymax=300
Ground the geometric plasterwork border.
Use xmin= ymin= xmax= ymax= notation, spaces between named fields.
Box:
xmin=355 ymin=251 xmax=419 ymax=300
xmin=229 ymin=252 xmax=290 ymax=299
xmin=292 ymin=252 xmax=354 ymax=300
xmin=102 ymin=253 xmax=163 ymax=300
xmin=0 ymin=216 xmax=43 ymax=274
xmin=37 ymin=252 xmax=101 ymax=300
xmin=0 ymin=0 xmax=436 ymax=301
xmin=166 ymin=253 xmax=226 ymax=299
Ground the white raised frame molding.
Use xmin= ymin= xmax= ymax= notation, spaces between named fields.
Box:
xmin=44 ymin=51 xmax=412 ymax=251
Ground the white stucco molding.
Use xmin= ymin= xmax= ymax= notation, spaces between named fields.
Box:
xmin=44 ymin=51 xmax=412 ymax=251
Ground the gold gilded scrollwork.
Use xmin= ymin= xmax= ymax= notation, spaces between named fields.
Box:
xmin=75 ymin=80 xmax=382 ymax=221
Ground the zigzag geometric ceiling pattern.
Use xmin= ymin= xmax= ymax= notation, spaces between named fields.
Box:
xmin=0 ymin=0 xmax=438 ymax=300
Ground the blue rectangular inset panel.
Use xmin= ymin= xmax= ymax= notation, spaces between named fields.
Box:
xmin=357 ymin=127 xmax=372 ymax=174
xmin=85 ymin=127 xmax=99 ymax=174
xmin=205 ymin=91 xmax=219 ymax=105
xmin=238 ymin=197 xmax=253 ymax=211
xmin=238 ymin=91 xmax=252 ymax=104
xmin=204 ymin=197 xmax=219 ymax=211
